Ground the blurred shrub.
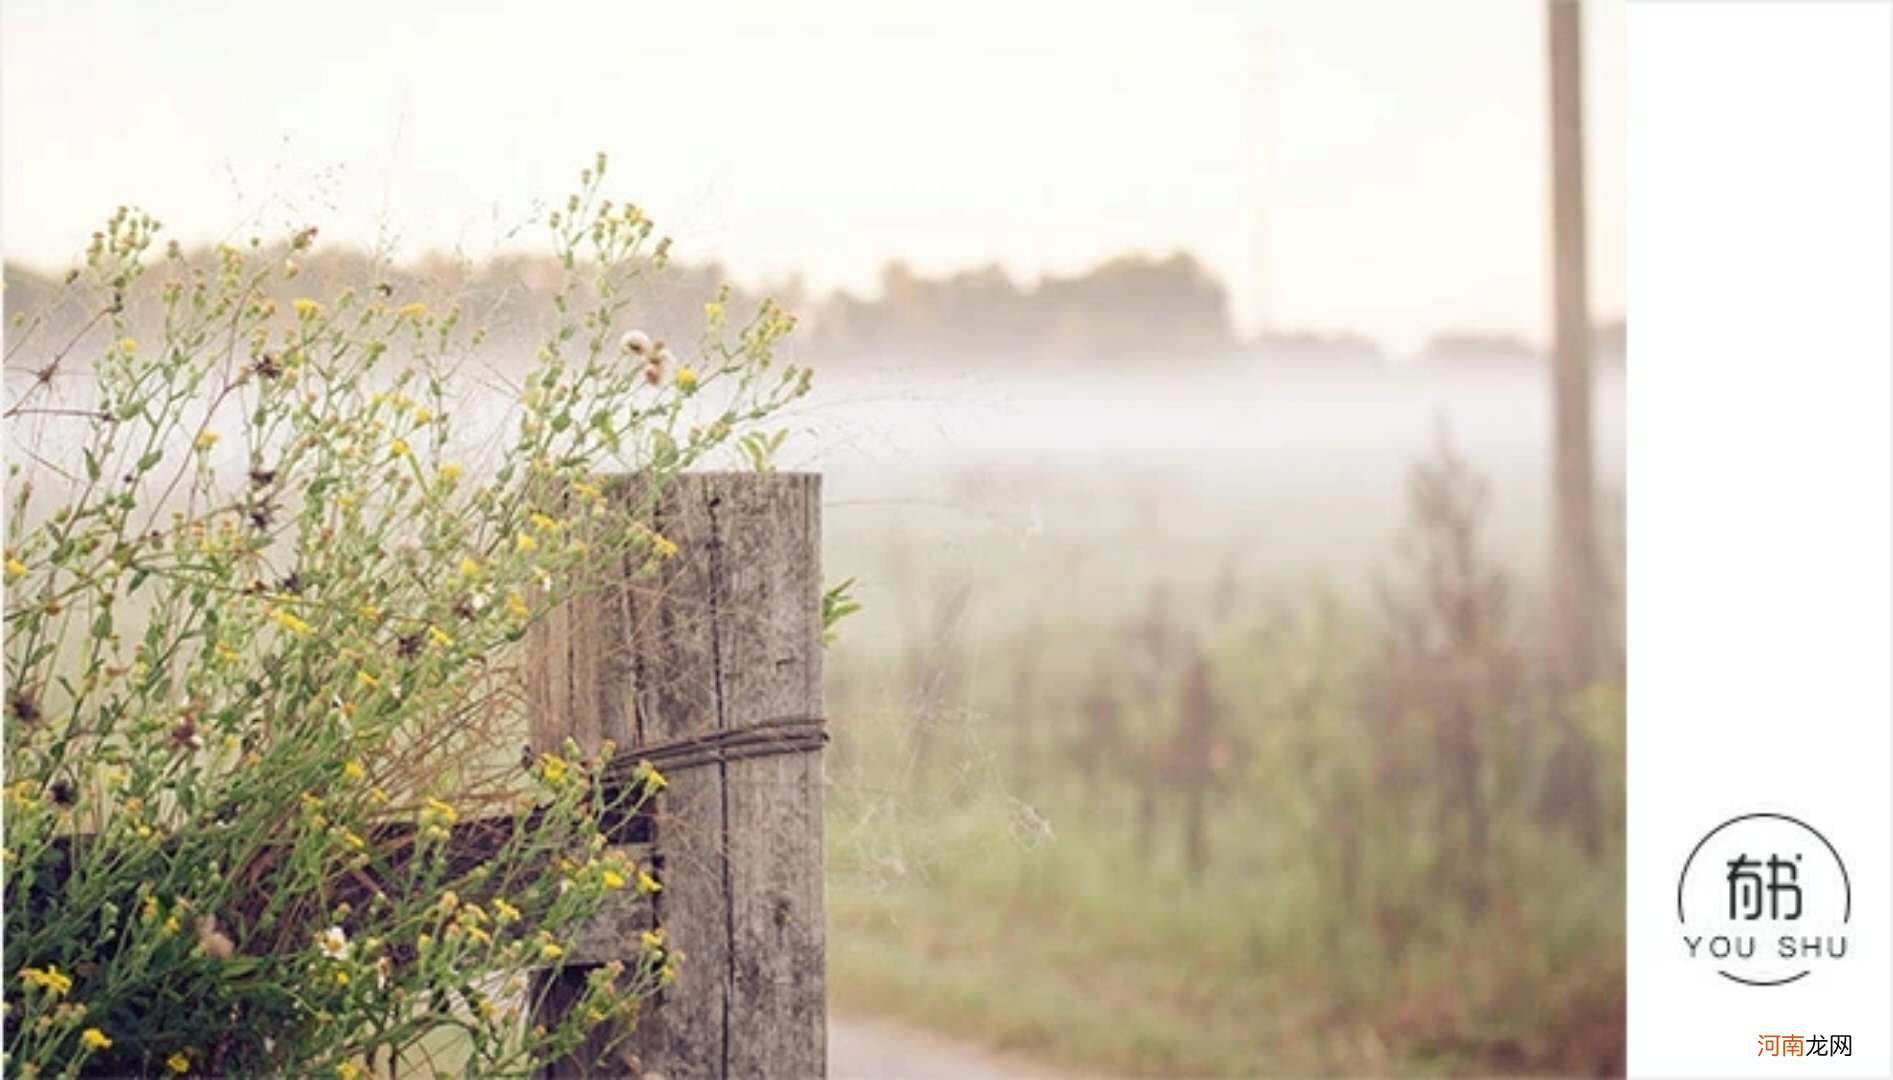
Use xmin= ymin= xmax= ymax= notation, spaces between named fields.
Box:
xmin=826 ymin=430 xmax=1624 ymax=1074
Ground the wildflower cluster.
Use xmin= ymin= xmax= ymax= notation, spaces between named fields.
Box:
xmin=3 ymin=156 xmax=809 ymax=1076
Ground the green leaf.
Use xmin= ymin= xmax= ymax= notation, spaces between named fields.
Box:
xmin=821 ymin=577 xmax=862 ymax=647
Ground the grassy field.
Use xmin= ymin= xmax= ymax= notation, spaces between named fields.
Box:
xmin=817 ymin=451 xmax=1626 ymax=1077
xmin=824 ymin=698 xmax=1624 ymax=1076
xmin=828 ymin=819 xmax=1622 ymax=1076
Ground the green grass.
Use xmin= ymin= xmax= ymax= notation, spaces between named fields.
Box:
xmin=826 ymin=781 xmax=1624 ymax=1076
xmin=819 ymin=547 xmax=1626 ymax=1079
xmin=812 ymin=444 xmax=1627 ymax=1076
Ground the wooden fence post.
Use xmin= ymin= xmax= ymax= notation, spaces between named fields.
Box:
xmin=527 ymin=473 xmax=827 ymax=1079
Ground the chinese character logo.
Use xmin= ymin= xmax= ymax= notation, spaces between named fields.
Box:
xmin=1726 ymin=853 xmax=1800 ymax=920
xmin=1678 ymin=813 xmax=1850 ymax=986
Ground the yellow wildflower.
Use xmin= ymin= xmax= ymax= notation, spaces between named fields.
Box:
xmin=650 ymin=534 xmax=679 ymax=560
xmin=389 ymin=438 xmax=410 ymax=459
xmin=458 ymin=556 xmax=482 ymax=580
xmin=493 ymin=898 xmax=522 ymax=925
xmin=4 ymin=556 xmax=25 ymax=580
xmin=166 ymin=1052 xmax=191 ymax=1074
xmin=601 ymin=868 xmax=627 ymax=891
xmin=214 ymin=640 xmax=240 ymax=664
xmin=343 ymin=759 xmax=366 ymax=783
xmin=659 ymin=963 xmax=678 ymax=986
xmin=356 ymin=603 xmax=381 ymax=623
xmin=426 ymin=625 xmax=454 ymax=648
xmin=465 ymin=925 xmax=492 ymax=946
xmin=437 ymin=463 xmax=463 ymax=486
xmin=515 ymin=531 xmax=538 ymax=554
xmin=505 ymin=592 xmax=530 ymax=621
xmin=81 ymin=1028 xmax=112 ymax=1051
xmin=571 ymin=480 xmax=602 ymax=503
xmin=193 ymin=431 xmax=220 ymax=452
xmin=412 ymin=407 xmax=432 ymax=425
xmin=292 ymin=298 xmax=322 ymax=318
xmin=633 ymin=760 xmax=668 ymax=793
xmin=118 ymin=337 xmax=138 ymax=355
xmin=637 ymin=870 xmax=663 ymax=895
xmin=341 ymin=830 xmax=366 ymax=850
xmin=529 ymin=512 xmax=560 ymax=533
xmin=396 ymin=302 xmax=427 ymax=320
xmin=20 ymin=966 xmax=73 ymax=997
xmin=540 ymin=941 xmax=565 ymax=962
xmin=538 ymin=752 xmax=569 ymax=785
xmin=704 ymin=301 xmax=724 ymax=323
xmin=336 ymin=1061 xmax=362 ymax=1079
xmin=355 ymin=670 xmax=379 ymax=691
xmin=422 ymin=798 xmax=458 ymax=827
xmin=268 ymin=608 xmax=313 ymax=636
xmin=333 ymin=971 xmax=349 ymax=986
xmin=674 ymin=367 xmax=699 ymax=392
xmin=639 ymin=929 xmax=665 ymax=952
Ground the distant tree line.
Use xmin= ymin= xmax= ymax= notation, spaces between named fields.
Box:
xmin=810 ymin=253 xmax=1233 ymax=363
xmin=1421 ymin=317 xmax=1624 ymax=370
xmin=4 ymin=248 xmax=1623 ymax=371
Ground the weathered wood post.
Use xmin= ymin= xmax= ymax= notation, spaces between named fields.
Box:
xmin=527 ymin=472 xmax=826 ymax=1078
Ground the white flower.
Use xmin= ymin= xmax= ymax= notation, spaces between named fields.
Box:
xmin=620 ymin=330 xmax=652 ymax=356
xmin=316 ymin=926 xmax=350 ymax=961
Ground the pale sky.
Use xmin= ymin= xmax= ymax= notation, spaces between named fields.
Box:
xmin=1 ymin=0 xmax=1623 ymax=352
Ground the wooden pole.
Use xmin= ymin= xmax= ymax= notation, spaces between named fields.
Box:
xmin=1548 ymin=0 xmax=1597 ymax=691
xmin=528 ymin=473 xmax=827 ymax=1078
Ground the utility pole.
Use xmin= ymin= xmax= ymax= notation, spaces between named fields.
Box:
xmin=1547 ymin=0 xmax=1597 ymax=691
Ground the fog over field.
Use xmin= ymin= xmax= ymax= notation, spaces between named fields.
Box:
xmin=793 ymin=360 xmax=1625 ymax=631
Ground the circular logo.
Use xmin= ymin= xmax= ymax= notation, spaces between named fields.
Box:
xmin=1677 ymin=813 xmax=1850 ymax=986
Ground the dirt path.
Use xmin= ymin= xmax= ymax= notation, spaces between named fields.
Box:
xmin=829 ymin=1013 xmax=1079 ymax=1079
